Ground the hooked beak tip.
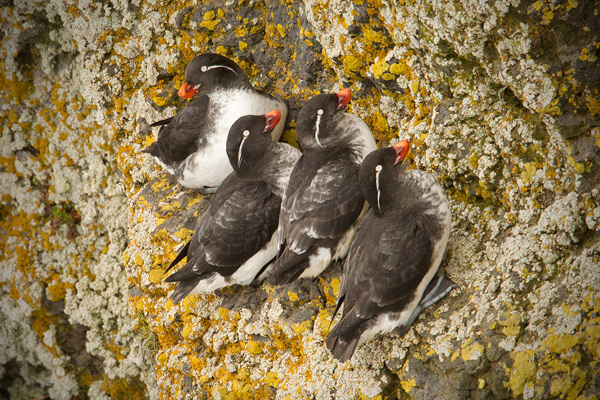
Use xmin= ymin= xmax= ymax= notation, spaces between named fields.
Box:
xmin=264 ymin=110 xmax=281 ymax=133
xmin=336 ymin=88 xmax=352 ymax=110
xmin=393 ymin=139 xmax=411 ymax=165
xmin=178 ymin=82 xmax=197 ymax=98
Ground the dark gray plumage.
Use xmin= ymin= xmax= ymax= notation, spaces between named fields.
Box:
xmin=164 ymin=111 xmax=300 ymax=303
xmin=267 ymin=89 xmax=377 ymax=285
xmin=326 ymin=142 xmax=455 ymax=362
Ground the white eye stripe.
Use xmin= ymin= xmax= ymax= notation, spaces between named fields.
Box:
xmin=315 ymin=113 xmax=323 ymax=147
xmin=201 ymin=64 xmax=238 ymax=76
xmin=375 ymin=168 xmax=382 ymax=211
xmin=238 ymin=135 xmax=248 ymax=168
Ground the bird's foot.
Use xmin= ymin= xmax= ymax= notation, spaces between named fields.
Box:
xmin=197 ymin=186 xmax=218 ymax=194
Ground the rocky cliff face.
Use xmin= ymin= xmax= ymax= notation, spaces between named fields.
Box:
xmin=1 ymin=0 xmax=598 ymax=399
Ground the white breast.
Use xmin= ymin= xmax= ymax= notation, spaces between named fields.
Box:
xmin=178 ymin=89 xmax=287 ymax=188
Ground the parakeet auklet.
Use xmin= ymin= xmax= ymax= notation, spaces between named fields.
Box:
xmin=164 ymin=110 xmax=300 ymax=302
xmin=326 ymin=140 xmax=456 ymax=362
xmin=144 ymin=53 xmax=287 ymax=192
xmin=267 ymin=88 xmax=377 ymax=285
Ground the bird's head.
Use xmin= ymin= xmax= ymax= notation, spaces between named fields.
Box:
xmin=226 ymin=110 xmax=281 ymax=179
xmin=359 ymin=139 xmax=411 ymax=215
xmin=178 ymin=53 xmax=248 ymax=98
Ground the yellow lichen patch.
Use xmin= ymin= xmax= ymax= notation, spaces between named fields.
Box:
xmin=148 ymin=268 xmax=165 ymax=284
xmin=287 ymin=291 xmax=299 ymax=302
xmin=578 ymin=47 xmax=598 ymax=63
xmin=245 ymin=340 xmax=263 ymax=355
xmin=101 ymin=376 xmax=146 ymax=400
xmin=499 ymin=313 xmax=522 ymax=337
xmin=371 ymin=59 xmax=390 ymax=80
xmin=291 ymin=320 xmax=312 ymax=335
xmin=173 ymin=227 xmax=194 ymax=242
xmin=200 ymin=15 xmax=221 ymax=30
xmin=182 ymin=322 xmax=194 ymax=339
xmin=400 ymin=375 xmax=416 ymax=393
xmin=157 ymin=200 xmax=182 ymax=217
xmin=265 ymin=371 xmax=279 ymax=388
xmin=0 ymin=73 xmax=34 ymax=105
xmin=521 ymin=162 xmax=538 ymax=184
xmin=46 ymin=277 xmax=69 ymax=302
xmin=147 ymin=86 xmax=171 ymax=107
xmin=318 ymin=276 xmax=340 ymax=307
xmin=506 ymin=350 xmax=536 ymax=397
xmin=542 ymin=333 xmax=579 ymax=355
xmin=586 ymin=92 xmax=600 ymax=116
xmin=568 ymin=156 xmax=586 ymax=174
xmin=315 ymin=308 xmax=334 ymax=336
xmin=342 ymin=55 xmax=363 ymax=75
xmin=461 ymin=340 xmax=484 ymax=361
xmin=31 ymin=307 xmax=53 ymax=341
xmin=450 ymin=349 xmax=460 ymax=362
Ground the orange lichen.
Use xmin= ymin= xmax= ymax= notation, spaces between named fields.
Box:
xmin=101 ymin=376 xmax=147 ymax=400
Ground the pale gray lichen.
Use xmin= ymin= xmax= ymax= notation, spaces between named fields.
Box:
xmin=3 ymin=0 xmax=599 ymax=398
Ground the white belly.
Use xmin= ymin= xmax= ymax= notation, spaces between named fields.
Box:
xmin=188 ymin=232 xmax=279 ymax=294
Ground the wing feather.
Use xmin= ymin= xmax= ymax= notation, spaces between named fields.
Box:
xmin=272 ymin=148 xmax=364 ymax=279
xmin=150 ymin=95 xmax=210 ymax=165
xmin=327 ymin=209 xmax=434 ymax=356
xmin=166 ymin=173 xmax=280 ymax=280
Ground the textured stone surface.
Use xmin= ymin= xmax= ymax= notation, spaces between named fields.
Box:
xmin=1 ymin=0 xmax=599 ymax=399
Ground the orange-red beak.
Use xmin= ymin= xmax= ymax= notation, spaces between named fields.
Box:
xmin=336 ymin=88 xmax=351 ymax=110
xmin=393 ymin=139 xmax=410 ymax=165
xmin=178 ymin=82 xmax=198 ymax=98
xmin=264 ymin=110 xmax=281 ymax=132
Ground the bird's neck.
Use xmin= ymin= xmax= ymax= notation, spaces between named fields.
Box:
xmin=262 ymin=143 xmax=302 ymax=197
xmin=336 ymin=114 xmax=378 ymax=164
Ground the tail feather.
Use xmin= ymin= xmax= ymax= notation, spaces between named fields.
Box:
xmin=170 ymin=279 xmax=200 ymax=304
xmin=164 ymin=257 xmax=200 ymax=304
xmin=149 ymin=117 xmax=173 ymax=127
xmin=325 ymin=333 xmax=360 ymax=363
xmin=164 ymin=259 xmax=197 ymax=283
xmin=252 ymin=255 xmax=277 ymax=285
xmin=267 ymin=246 xmax=312 ymax=285
xmin=165 ymin=241 xmax=191 ymax=274
xmin=142 ymin=142 xmax=158 ymax=156
xmin=419 ymin=274 xmax=456 ymax=309
xmin=266 ymin=256 xmax=308 ymax=285
xmin=328 ymin=295 xmax=345 ymax=330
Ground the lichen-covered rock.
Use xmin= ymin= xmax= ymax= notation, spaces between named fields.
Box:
xmin=1 ymin=0 xmax=598 ymax=399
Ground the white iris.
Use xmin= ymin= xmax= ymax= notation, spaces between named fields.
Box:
xmin=315 ymin=109 xmax=324 ymax=147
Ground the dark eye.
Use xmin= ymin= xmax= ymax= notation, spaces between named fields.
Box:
xmin=317 ymin=109 xmax=323 ymax=116
xmin=242 ymin=130 xmax=250 ymax=137
xmin=375 ymin=165 xmax=382 ymax=172
xmin=201 ymin=66 xmax=207 ymax=72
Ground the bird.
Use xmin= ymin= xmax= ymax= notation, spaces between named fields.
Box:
xmin=164 ymin=110 xmax=301 ymax=303
xmin=325 ymin=140 xmax=456 ymax=362
xmin=267 ymin=88 xmax=378 ymax=285
xmin=144 ymin=53 xmax=288 ymax=192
